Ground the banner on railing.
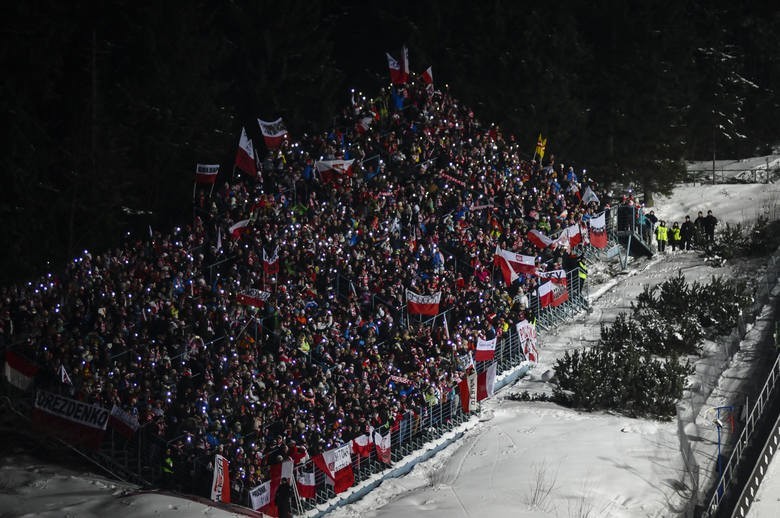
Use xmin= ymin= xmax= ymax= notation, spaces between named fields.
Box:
xmin=516 ymin=319 xmax=538 ymax=363
xmin=109 ymin=404 xmax=140 ymax=439
xmin=459 ymin=371 xmax=478 ymax=413
xmin=249 ymin=480 xmax=270 ymax=510
xmin=295 ymin=467 xmax=316 ymax=499
xmin=314 ymin=443 xmax=354 ymax=494
xmin=32 ymin=390 xmax=109 ymax=449
xmin=34 ymin=390 xmax=109 ymax=430
xmin=3 ymin=350 xmax=39 ymax=391
xmin=211 ymin=454 xmax=230 ymax=503
xmin=475 ymin=337 xmax=497 ymax=361
xmin=373 ymin=429 xmax=392 ymax=464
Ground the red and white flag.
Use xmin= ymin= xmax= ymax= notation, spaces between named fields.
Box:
xmin=458 ymin=371 xmax=478 ymax=413
xmin=211 ymin=454 xmax=230 ymax=503
xmin=589 ymin=212 xmax=608 ymax=249
xmin=3 ymin=350 xmax=38 ymax=391
xmin=356 ymin=116 xmax=373 ymax=134
xmin=234 ymin=127 xmax=257 ymax=177
xmin=527 ymin=229 xmax=554 ymax=249
xmin=315 ymin=159 xmax=355 ymax=184
xmin=236 ymin=288 xmax=271 ymax=308
xmin=263 ymin=246 xmax=279 ymax=275
xmin=474 ymin=337 xmax=497 ymax=361
xmin=421 ymin=65 xmax=433 ymax=92
xmin=386 ymin=47 xmax=409 ymax=85
xmin=313 ymin=444 xmax=354 ymax=494
xmin=406 ymin=289 xmax=441 ymax=316
xmin=476 ymin=363 xmax=497 ymax=401
xmin=258 ymin=117 xmax=288 ymax=149
xmin=538 ymin=279 xmax=568 ymax=308
xmin=229 ymin=219 xmax=251 ymax=239
xmin=195 ymin=164 xmax=219 ymax=184
xmin=352 ymin=433 xmax=373 ymax=458
xmin=516 ymin=319 xmax=539 ymax=363
xmin=295 ymin=467 xmax=316 ymax=499
xmin=373 ymin=429 xmax=392 ymax=464
xmin=493 ymin=246 xmax=537 ymax=285
xmin=552 ymin=230 xmax=571 ymax=251
xmin=564 ymin=223 xmax=583 ymax=248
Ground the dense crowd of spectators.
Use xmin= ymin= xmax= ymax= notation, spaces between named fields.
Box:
xmin=0 ymin=76 xmax=611 ymax=499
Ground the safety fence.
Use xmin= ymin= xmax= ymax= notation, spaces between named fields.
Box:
xmin=283 ymin=326 xmax=529 ymax=515
xmin=694 ymin=253 xmax=780 ymax=516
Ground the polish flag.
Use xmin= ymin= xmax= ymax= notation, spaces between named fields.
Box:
xmin=195 ymin=164 xmax=220 ymax=184
xmin=258 ymin=117 xmax=288 ymax=149
xmin=421 ymin=66 xmax=433 ymax=93
xmin=476 ymin=363 xmax=497 ymax=401
xmin=538 ymin=279 xmax=568 ymax=308
xmin=387 ymin=47 xmax=409 ymax=85
xmin=210 ymin=454 xmax=230 ymax=503
xmin=589 ymin=212 xmax=608 ymax=249
xmin=315 ymin=159 xmax=355 ymax=184
xmin=263 ymin=246 xmax=279 ymax=275
xmin=516 ymin=319 xmax=539 ymax=363
xmin=493 ymin=246 xmax=537 ymax=285
xmin=527 ymin=229 xmax=554 ymax=249
xmin=406 ymin=289 xmax=441 ymax=316
xmin=564 ymin=223 xmax=583 ymax=248
xmin=295 ymin=468 xmax=316 ymax=499
xmin=459 ymin=371 xmax=478 ymax=413
xmin=234 ymin=127 xmax=257 ymax=177
xmin=313 ymin=444 xmax=354 ymax=494
xmin=352 ymin=433 xmax=373 ymax=458
xmin=3 ymin=350 xmax=38 ymax=391
xmin=356 ymin=116 xmax=373 ymax=134
xmin=229 ymin=219 xmax=251 ymax=239
xmin=236 ymin=288 xmax=271 ymax=308
xmin=474 ymin=337 xmax=497 ymax=361
xmin=373 ymin=429 xmax=392 ymax=464
xmin=259 ymin=459 xmax=294 ymax=515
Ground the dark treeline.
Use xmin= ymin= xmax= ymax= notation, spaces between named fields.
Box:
xmin=1 ymin=0 xmax=778 ymax=282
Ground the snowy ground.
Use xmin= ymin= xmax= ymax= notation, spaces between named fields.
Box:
xmin=2 ymin=181 xmax=780 ymax=518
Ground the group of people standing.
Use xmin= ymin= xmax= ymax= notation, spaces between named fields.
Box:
xmin=653 ymin=210 xmax=718 ymax=253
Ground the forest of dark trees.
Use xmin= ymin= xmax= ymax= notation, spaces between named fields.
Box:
xmin=1 ymin=0 xmax=778 ymax=282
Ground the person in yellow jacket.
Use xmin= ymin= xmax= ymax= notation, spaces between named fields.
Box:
xmin=655 ymin=220 xmax=669 ymax=253
xmin=669 ymin=221 xmax=682 ymax=252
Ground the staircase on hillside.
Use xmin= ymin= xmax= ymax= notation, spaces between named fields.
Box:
xmin=615 ymin=205 xmax=654 ymax=258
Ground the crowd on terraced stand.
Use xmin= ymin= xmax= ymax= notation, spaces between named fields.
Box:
xmin=0 ymin=76 xmax=613 ymax=499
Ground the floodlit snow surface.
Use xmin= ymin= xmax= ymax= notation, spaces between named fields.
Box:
xmin=749 ymin=449 xmax=780 ymax=517
xmin=4 ymin=176 xmax=780 ymax=518
xmin=0 ymin=456 xmax=243 ymax=517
